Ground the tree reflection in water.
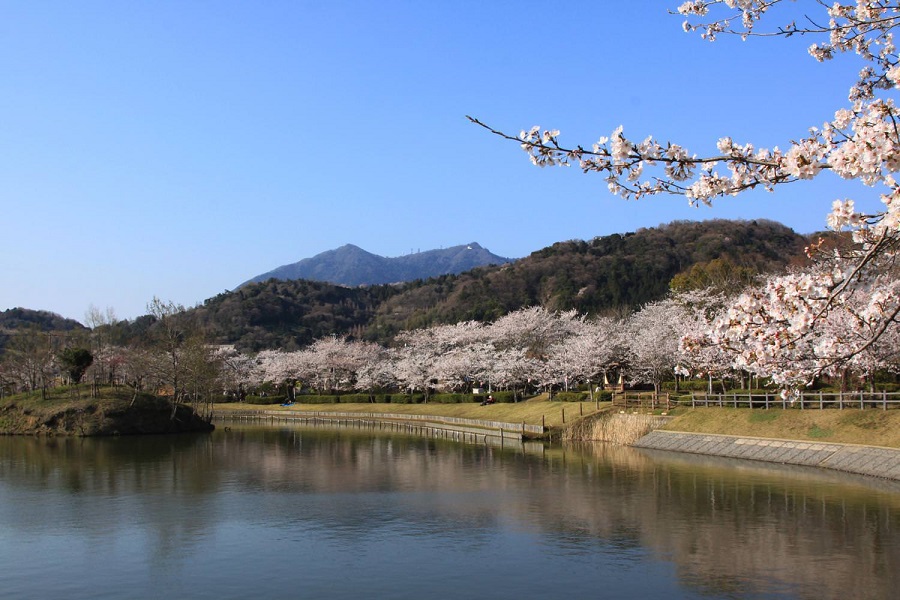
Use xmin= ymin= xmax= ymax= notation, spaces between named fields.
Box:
xmin=1 ymin=427 xmax=898 ymax=599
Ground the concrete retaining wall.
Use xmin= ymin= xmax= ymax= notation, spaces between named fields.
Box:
xmin=216 ymin=409 xmax=542 ymax=440
xmin=634 ymin=430 xmax=900 ymax=480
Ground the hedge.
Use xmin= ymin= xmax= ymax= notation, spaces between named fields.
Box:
xmin=244 ymin=395 xmax=287 ymax=405
xmin=552 ymin=391 xmax=588 ymax=402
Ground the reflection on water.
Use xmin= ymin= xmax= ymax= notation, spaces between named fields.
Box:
xmin=1 ymin=426 xmax=899 ymax=599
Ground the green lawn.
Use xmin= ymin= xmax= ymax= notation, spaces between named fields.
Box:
xmin=663 ymin=407 xmax=900 ymax=448
xmin=214 ymin=394 xmax=606 ymax=428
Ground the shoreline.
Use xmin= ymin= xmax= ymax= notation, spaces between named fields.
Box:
xmin=632 ymin=429 xmax=900 ymax=481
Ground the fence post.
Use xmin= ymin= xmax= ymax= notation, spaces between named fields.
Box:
xmin=884 ymin=390 xmax=887 ymax=411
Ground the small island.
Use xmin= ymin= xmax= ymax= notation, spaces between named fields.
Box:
xmin=0 ymin=386 xmax=214 ymax=436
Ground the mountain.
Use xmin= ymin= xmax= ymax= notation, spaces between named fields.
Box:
xmin=367 ymin=218 xmax=811 ymax=333
xmin=177 ymin=219 xmax=812 ymax=351
xmin=11 ymin=220 xmax=812 ymax=354
xmin=241 ymin=242 xmax=514 ymax=287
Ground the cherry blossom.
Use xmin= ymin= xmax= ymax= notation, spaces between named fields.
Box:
xmin=626 ymin=299 xmax=693 ymax=393
xmin=470 ymin=1 xmax=900 ymax=387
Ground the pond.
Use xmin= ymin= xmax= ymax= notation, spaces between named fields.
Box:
xmin=1 ymin=423 xmax=899 ymax=599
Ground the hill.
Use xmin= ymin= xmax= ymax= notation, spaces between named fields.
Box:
xmin=0 ymin=308 xmax=87 ymax=353
xmin=3 ymin=220 xmax=813 ymax=353
xmin=186 ymin=219 xmax=811 ymax=350
xmin=367 ymin=218 xmax=810 ymax=333
xmin=0 ymin=307 xmax=86 ymax=332
xmin=241 ymin=242 xmax=513 ymax=287
xmin=191 ymin=278 xmax=398 ymax=351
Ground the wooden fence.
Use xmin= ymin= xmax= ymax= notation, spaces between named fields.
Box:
xmin=613 ymin=390 xmax=900 ymax=410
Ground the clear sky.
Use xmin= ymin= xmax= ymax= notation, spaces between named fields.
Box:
xmin=0 ymin=1 xmax=879 ymax=324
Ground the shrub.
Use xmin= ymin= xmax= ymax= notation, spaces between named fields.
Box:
xmin=299 ymin=394 xmax=340 ymax=404
xmin=336 ymin=394 xmax=372 ymax=403
xmin=552 ymin=391 xmax=588 ymax=402
xmin=244 ymin=395 xmax=286 ymax=405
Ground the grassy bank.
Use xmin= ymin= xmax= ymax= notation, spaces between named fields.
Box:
xmin=662 ymin=408 xmax=900 ymax=448
xmin=0 ymin=386 xmax=214 ymax=436
xmin=215 ymin=394 xmax=606 ymax=429
xmin=217 ymin=399 xmax=900 ymax=448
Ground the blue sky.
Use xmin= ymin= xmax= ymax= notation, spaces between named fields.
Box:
xmin=1 ymin=1 xmax=880 ymax=323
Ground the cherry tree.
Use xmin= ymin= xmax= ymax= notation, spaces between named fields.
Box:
xmin=472 ymin=1 xmax=900 ymax=387
xmin=256 ymin=349 xmax=311 ymax=399
xmin=676 ymin=291 xmax=738 ymax=392
xmin=487 ymin=307 xmax=583 ymax=395
xmin=213 ymin=345 xmax=259 ymax=401
xmin=435 ymin=340 xmax=495 ymax=392
xmin=626 ymin=299 xmax=693 ymax=394
xmin=355 ymin=344 xmax=396 ymax=396
xmin=392 ymin=327 xmax=442 ymax=400
xmin=485 ymin=346 xmax=539 ymax=400
xmin=557 ymin=315 xmax=627 ymax=399
xmin=490 ymin=307 xmax=581 ymax=360
xmin=393 ymin=321 xmax=487 ymax=399
xmin=117 ymin=345 xmax=155 ymax=406
xmin=303 ymin=336 xmax=378 ymax=393
xmin=711 ymin=268 xmax=900 ymax=387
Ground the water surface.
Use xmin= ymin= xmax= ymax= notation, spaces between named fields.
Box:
xmin=1 ymin=424 xmax=898 ymax=599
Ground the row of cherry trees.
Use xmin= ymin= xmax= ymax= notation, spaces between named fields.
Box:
xmin=216 ymin=283 xmax=900 ymax=401
xmin=471 ymin=1 xmax=900 ymax=389
xmin=212 ymin=301 xmax=728 ymax=400
xmin=8 ymin=287 xmax=898 ymax=405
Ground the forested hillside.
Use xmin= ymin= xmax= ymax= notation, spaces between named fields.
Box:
xmin=367 ymin=219 xmax=810 ymax=335
xmin=1 ymin=220 xmax=814 ymax=354
xmin=186 ymin=219 xmax=811 ymax=349
xmin=0 ymin=308 xmax=87 ymax=353
xmin=191 ymin=279 xmax=400 ymax=351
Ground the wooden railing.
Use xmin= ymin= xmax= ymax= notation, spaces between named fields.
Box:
xmin=673 ymin=390 xmax=900 ymax=410
xmin=612 ymin=390 xmax=900 ymax=410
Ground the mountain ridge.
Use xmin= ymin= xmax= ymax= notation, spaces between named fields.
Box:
xmin=240 ymin=242 xmax=513 ymax=288
xmin=1 ymin=219 xmax=817 ymax=354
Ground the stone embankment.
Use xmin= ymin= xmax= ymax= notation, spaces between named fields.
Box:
xmin=216 ymin=409 xmax=543 ymax=442
xmin=569 ymin=411 xmax=900 ymax=480
xmin=633 ymin=430 xmax=900 ymax=480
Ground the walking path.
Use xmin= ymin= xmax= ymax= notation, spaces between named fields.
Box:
xmin=633 ymin=430 xmax=900 ymax=480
